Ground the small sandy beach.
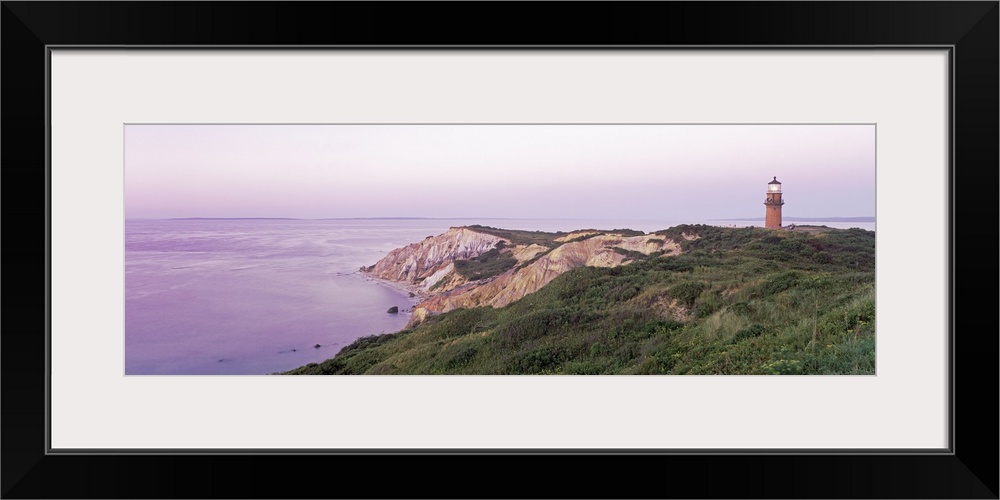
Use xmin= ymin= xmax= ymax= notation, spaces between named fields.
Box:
xmin=356 ymin=270 xmax=431 ymax=307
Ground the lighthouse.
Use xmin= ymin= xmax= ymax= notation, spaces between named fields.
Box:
xmin=764 ymin=176 xmax=784 ymax=228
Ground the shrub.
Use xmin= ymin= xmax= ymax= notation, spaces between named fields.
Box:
xmin=606 ymin=282 xmax=642 ymax=302
xmin=642 ymin=319 xmax=684 ymax=335
xmin=761 ymin=358 xmax=805 ymax=375
xmin=813 ymin=251 xmax=833 ymax=264
xmin=669 ymin=282 xmax=705 ymax=308
xmin=732 ymin=324 xmax=768 ymax=341
xmin=562 ymin=361 xmax=603 ymax=375
xmin=696 ymin=290 xmax=724 ymax=318
xmin=515 ymin=347 xmax=567 ymax=374
xmin=612 ymin=247 xmax=649 ymax=261
xmin=590 ymin=343 xmax=607 ymax=356
xmin=453 ymin=245 xmax=518 ymax=280
xmin=495 ymin=309 xmax=568 ymax=346
xmin=728 ymin=302 xmax=754 ymax=317
xmin=439 ymin=342 xmax=479 ymax=370
xmin=755 ymin=271 xmax=800 ymax=297
xmin=429 ymin=307 xmax=494 ymax=338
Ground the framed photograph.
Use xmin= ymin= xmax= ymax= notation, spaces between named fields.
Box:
xmin=3 ymin=2 xmax=996 ymax=498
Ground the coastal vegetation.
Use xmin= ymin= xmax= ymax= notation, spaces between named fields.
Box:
xmin=464 ymin=225 xmax=566 ymax=248
xmin=452 ymin=242 xmax=519 ymax=281
xmin=284 ymin=224 xmax=875 ymax=375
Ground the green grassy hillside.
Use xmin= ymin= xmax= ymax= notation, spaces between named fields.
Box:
xmin=284 ymin=225 xmax=875 ymax=375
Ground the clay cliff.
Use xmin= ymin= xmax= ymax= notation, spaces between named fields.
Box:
xmin=364 ymin=227 xmax=509 ymax=286
xmin=418 ymin=233 xmax=680 ymax=312
xmin=361 ymin=226 xmax=683 ymax=326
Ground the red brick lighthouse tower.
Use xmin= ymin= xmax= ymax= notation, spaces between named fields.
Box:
xmin=764 ymin=176 xmax=784 ymax=228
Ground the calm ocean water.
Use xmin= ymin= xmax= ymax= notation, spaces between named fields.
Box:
xmin=124 ymin=217 xmax=874 ymax=375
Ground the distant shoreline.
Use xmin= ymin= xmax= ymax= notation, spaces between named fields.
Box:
xmin=165 ymin=217 xmax=301 ymax=220
xmin=709 ymin=216 xmax=875 ymax=223
xmin=146 ymin=215 xmax=875 ymax=223
xmin=159 ymin=217 xmax=560 ymax=221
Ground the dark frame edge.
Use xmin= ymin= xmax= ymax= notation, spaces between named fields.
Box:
xmin=951 ymin=3 xmax=1000 ymax=496
xmin=44 ymin=447 xmax=954 ymax=456
xmin=2 ymin=3 xmax=47 ymax=498
xmin=44 ymin=45 xmax=53 ymax=459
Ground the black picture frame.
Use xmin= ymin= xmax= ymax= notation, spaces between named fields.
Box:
xmin=2 ymin=2 xmax=996 ymax=498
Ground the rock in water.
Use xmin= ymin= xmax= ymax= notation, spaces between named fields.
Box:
xmin=386 ymin=306 xmax=399 ymax=314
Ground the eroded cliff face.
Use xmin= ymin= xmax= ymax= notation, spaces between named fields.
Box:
xmin=362 ymin=226 xmax=685 ymax=329
xmin=362 ymin=226 xmax=688 ymax=330
xmin=416 ymin=234 xmax=680 ymax=315
xmin=510 ymin=243 xmax=548 ymax=263
xmin=365 ymin=227 xmax=508 ymax=286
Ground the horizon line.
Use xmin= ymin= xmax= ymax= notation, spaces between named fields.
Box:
xmin=131 ymin=215 xmax=876 ymax=222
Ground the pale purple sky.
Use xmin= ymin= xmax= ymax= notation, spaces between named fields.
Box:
xmin=124 ymin=124 xmax=875 ymax=220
